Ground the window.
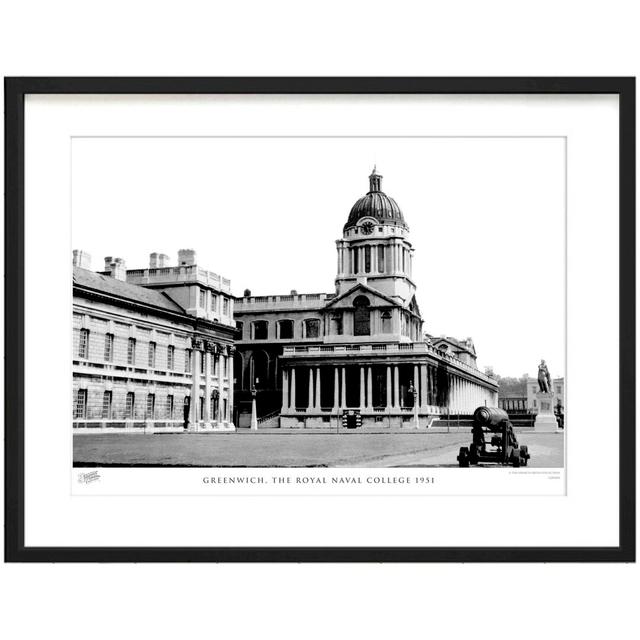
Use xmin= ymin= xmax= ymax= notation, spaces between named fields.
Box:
xmin=102 ymin=391 xmax=112 ymax=419
xmin=223 ymin=298 xmax=229 ymax=316
xmin=125 ymin=392 xmax=135 ymax=418
xmin=353 ymin=295 xmax=371 ymax=336
xmin=199 ymin=289 xmax=206 ymax=308
xmin=74 ymin=389 xmax=87 ymax=419
xmin=253 ymin=321 xmax=268 ymax=340
xmin=353 ymin=248 xmax=359 ymax=273
xmin=377 ymin=245 xmax=385 ymax=272
xmin=556 ymin=385 xmax=562 ymax=395
xmin=304 ymin=318 xmax=320 ymax=339
xmin=210 ymin=393 xmax=218 ymax=419
xmin=211 ymin=294 xmax=218 ymax=313
xmin=148 ymin=341 xmax=156 ymax=368
xmin=167 ymin=345 xmax=174 ymax=370
xmin=104 ymin=333 xmax=114 ymax=362
xmin=331 ymin=313 xmax=343 ymax=335
xmin=167 ymin=395 xmax=174 ymax=419
xmin=278 ymin=319 xmax=294 ymax=339
xmin=78 ymin=328 xmax=89 ymax=358
xmin=211 ymin=353 xmax=216 ymax=375
xmin=185 ymin=349 xmax=192 ymax=372
xmin=364 ymin=246 xmax=371 ymax=273
xmin=235 ymin=321 xmax=244 ymax=338
xmin=146 ymin=394 xmax=156 ymax=419
xmin=200 ymin=353 xmax=205 ymax=374
xmin=127 ymin=337 xmax=136 ymax=365
xmin=381 ymin=310 xmax=392 ymax=333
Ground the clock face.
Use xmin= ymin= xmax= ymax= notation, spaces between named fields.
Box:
xmin=361 ymin=221 xmax=375 ymax=235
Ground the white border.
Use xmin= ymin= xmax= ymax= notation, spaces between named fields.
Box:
xmin=24 ymin=94 xmax=619 ymax=547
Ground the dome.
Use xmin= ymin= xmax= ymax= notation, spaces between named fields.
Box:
xmin=344 ymin=168 xmax=407 ymax=231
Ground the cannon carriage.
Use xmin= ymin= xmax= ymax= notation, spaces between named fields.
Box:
xmin=457 ymin=407 xmax=530 ymax=468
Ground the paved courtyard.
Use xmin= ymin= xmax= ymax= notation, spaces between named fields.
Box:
xmin=73 ymin=431 xmax=564 ymax=468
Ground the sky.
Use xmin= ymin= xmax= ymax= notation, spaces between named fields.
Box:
xmin=72 ymin=136 xmax=566 ymax=379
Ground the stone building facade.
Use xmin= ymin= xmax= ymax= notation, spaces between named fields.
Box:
xmin=498 ymin=375 xmax=564 ymax=414
xmin=234 ymin=169 xmax=498 ymax=428
xmin=72 ymin=250 xmax=236 ymax=433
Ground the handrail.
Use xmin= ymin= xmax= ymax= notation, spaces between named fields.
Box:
xmin=257 ymin=410 xmax=281 ymax=424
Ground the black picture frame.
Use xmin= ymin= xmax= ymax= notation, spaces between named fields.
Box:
xmin=4 ymin=77 xmax=635 ymax=563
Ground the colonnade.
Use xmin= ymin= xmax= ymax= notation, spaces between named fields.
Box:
xmin=337 ymin=241 xmax=413 ymax=279
xmin=281 ymin=362 xmax=496 ymax=414
xmin=188 ymin=338 xmax=234 ymax=425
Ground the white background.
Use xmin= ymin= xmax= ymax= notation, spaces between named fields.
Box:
xmin=72 ymin=134 xmax=565 ymax=377
xmin=1 ymin=2 xmax=638 ymax=640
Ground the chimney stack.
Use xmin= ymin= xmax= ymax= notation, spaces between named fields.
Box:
xmin=178 ymin=249 xmax=196 ymax=266
xmin=149 ymin=253 xmax=170 ymax=268
xmin=104 ymin=257 xmax=126 ymax=281
xmin=72 ymin=250 xmax=92 ymax=270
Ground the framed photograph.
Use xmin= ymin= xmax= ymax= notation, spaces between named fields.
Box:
xmin=4 ymin=77 xmax=635 ymax=562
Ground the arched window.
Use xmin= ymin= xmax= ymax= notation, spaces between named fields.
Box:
xmin=381 ymin=310 xmax=392 ymax=333
xmin=278 ymin=319 xmax=294 ymax=339
xmin=353 ymin=295 xmax=371 ymax=336
xmin=253 ymin=351 xmax=269 ymax=388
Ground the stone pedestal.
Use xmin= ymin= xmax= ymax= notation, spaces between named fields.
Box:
xmin=534 ymin=392 xmax=559 ymax=432
xmin=250 ymin=397 xmax=258 ymax=430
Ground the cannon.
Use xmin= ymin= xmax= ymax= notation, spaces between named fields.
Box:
xmin=457 ymin=407 xmax=530 ymax=468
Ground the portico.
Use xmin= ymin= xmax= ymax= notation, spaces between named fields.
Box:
xmin=279 ymin=342 xmax=498 ymax=428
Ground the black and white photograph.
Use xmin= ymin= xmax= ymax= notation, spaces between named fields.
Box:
xmin=71 ymin=136 xmax=565 ymax=471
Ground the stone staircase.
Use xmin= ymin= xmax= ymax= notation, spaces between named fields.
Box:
xmin=257 ymin=411 xmax=281 ymax=429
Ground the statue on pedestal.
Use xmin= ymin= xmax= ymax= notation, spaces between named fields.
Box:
xmin=537 ymin=359 xmax=552 ymax=393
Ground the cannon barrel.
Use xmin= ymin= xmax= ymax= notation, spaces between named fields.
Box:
xmin=473 ymin=406 xmax=509 ymax=427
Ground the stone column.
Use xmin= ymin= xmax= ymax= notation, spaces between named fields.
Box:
xmin=290 ymin=367 xmax=296 ymax=410
xmin=315 ymin=367 xmax=321 ymax=410
xmin=367 ymin=366 xmax=373 ymax=410
xmin=307 ymin=367 xmax=314 ymax=411
xmin=217 ymin=346 xmax=225 ymax=423
xmin=386 ymin=365 xmax=392 ymax=410
xmin=341 ymin=366 xmax=346 ymax=409
xmin=420 ymin=364 xmax=428 ymax=410
xmin=282 ymin=369 xmax=289 ymax=413
xmin=359 ymin=366 xmax=365 ymax=410
xmin=203 ymin=350 xmax=212 ymax=422
xmin=227 ymin=346 xmax=234 ymax=422
xmin=333 ymin=367 xmax=339 ymax=411
xmin=393 ymin=365 xmax=400 ymax=408
xmin=189 ymin=342 xmax=201 ymax=425
xmin=413 ymin=364 xmax=419 ymax=409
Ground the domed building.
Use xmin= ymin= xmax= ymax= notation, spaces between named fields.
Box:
xmin=233 ymin=168 xmax=498 ymax=429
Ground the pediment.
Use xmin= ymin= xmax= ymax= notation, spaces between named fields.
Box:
xmin=324 ymin=283 xmax=399 ymax=310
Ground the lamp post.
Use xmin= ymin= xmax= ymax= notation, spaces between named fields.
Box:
xmin=408 ymin=380 xmax=419 ymax=429
xmin=250 ymin=377 xmax=259 ymax=431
